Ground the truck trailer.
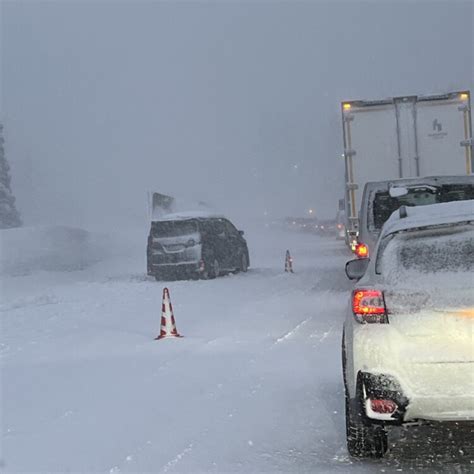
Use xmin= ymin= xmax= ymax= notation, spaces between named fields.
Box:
xmin=341 ymin=90 xmax=473 ymax=245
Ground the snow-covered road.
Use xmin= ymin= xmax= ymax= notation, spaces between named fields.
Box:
xmin=2 ymin=224 xmax=473 ymax=473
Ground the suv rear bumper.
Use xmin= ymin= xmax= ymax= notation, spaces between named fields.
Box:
xmin=358 ymin=371 xmax=474 ymax=425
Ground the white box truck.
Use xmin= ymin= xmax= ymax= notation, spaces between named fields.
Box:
xmin=341 ymin=91 xmax=473 ymax=246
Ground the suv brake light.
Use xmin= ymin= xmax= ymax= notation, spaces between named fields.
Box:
xmin=352 ymin=289 xmax=388 ymax=323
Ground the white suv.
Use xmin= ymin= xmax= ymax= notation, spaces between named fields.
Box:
xmin=342 ymin=200 xmax=474 ymax=458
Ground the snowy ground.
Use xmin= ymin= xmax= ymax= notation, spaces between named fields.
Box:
xmin=1 ymin=223 xmax=473 ymax=473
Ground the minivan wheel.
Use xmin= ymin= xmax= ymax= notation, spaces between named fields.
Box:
xmin=203 ymin=258 xmax=220 ymax=279
xmin=212 ymin=259 xmax=220 ymax=278
xmin=240 ymin=253 xmax=248 ymax=272
xmin=345 ymin=389 xmax=388 ymax=458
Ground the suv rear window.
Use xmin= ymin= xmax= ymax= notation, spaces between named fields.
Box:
xmin=371 ymin=184 xmax=474 ymax=231
xmin=152 ymin=220 xmax=198 ymax=237
xmin=378 ymin=223 xmax=474 ymax=277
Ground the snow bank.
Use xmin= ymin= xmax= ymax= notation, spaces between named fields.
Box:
xmin=0 ymin=226 xmax=103 ymax=276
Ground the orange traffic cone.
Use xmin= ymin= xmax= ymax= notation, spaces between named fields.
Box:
xmin=285 ymin=250 xmax=294 ymax=273
xmin=155 ymin=288 xmax=183 ymax=340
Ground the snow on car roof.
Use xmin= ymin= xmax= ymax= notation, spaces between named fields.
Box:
xmin=153 ymin=210 xmax=225 ymax=222
xmin=381 ymin=199 xmax=474 ymax=236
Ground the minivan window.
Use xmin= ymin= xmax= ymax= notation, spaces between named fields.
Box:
xmin=201 ymin=219 xmax=225 ymax=235
xmin=152 ymin=220 xmax=198 ymax=237
xmin=371 ymin=184 xmax=474 ymax=231
xmin=224 ymin=220 xmax=238 ymax=236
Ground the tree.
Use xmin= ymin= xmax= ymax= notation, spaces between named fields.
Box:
xmin=0 ymin=123 xmax=22 ymax=228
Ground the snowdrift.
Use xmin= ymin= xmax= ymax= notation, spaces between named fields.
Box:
xmin=0 ymin=226 xmax=102 ymax=276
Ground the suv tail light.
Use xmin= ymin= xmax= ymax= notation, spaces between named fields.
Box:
xmin=352 ymin=289 xmax=388 ymax=323
xmin=354 ymin=242 xmax=369 ymax=258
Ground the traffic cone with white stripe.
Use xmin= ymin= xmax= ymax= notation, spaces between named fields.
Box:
xmin=285 ymin=250 xmax=294 ymax=273
xmin=155 ymin=288 xmax=183 ymax=340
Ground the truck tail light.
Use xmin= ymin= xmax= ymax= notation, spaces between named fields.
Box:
xmin=355 ymin=242 xmax=369 ymax=258
xmin=352 ymin=289 xmax=388 ymax=324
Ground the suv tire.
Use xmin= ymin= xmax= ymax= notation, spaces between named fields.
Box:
xmin=345 ymin=386 xmax=388 ymax=458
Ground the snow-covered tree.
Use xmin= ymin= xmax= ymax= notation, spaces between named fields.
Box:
xmin=0 ymin=123 xmax=22 ymax=228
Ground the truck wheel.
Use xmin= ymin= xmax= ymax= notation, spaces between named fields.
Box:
xmin=345 ymin=386 xmax=388 ymax=458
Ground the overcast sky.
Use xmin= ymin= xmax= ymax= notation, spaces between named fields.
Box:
xmin=1 ymin=0 xmax=473 ymax=228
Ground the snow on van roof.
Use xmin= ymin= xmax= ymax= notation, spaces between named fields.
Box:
xmin=153 ymin=210 xmax=225 ymax=222
xmin=382 ymin=199 xmax=474 ymax=236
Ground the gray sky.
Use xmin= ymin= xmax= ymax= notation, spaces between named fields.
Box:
xmin=1 ymin=0 xmax=473 ymax=228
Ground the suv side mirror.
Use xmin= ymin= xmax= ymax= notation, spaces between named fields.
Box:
xmin=345 ymin=258 xmax=370 ymax=280
xmin=238 ymin=230 xmax=244 ymax=236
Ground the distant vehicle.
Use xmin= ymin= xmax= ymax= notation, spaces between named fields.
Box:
xmin=316 ymin=219 xmax=336 ymax=236
xmin=341 ymin=91 xmax=473 ymax=246
xmin=342 ymin=200 xmax=474 ymax=458
xmin=336 ymin=222 xmax=345 ymax=240
xmin=147 ymin=212 xmax=249 ymax=280
xmin=283 ymin=217 xmax=319 ymax=233
xmin=335 ymin=204 xmax=346 ymax=240
xmin=357 ymin=175 xmax=474 ymax=255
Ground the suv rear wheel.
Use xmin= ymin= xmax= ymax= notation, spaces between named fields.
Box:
xmin=345 ymin=386 xmax=388 ymax=458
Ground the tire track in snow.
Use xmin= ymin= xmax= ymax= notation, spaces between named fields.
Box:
xmin=274 ymin=317 xmax=312 ymax=344
xmin=310 ymin=324 xmax=335 ymax=343
xmin=161 ymin=443 xmax=194 ymax=472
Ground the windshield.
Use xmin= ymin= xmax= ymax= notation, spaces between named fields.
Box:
xmin=377 ymin=223 xmax=474 ymax=282
xmin=152 ymin=220 xmax=198 ymax=238
xmin=371 ymin=184 xmax=474 ymax=231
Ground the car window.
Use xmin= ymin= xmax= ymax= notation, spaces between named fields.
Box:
xmin=438 ymin=184 xmax=474 ymax=203
xmin=152 ymin=220 xmax=198 ymax=237
xmin=371 ymin=189 xmax=437 ymax=231
xmin=224 ymin=220 xmax=239 ymax=236
xmin=376 ymin=223 xmax=474 ymax=280
xmin=201 ymin=218 xmax=225 ymax=235
xmin=370 ymin=184 xmax=474 ymax=232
